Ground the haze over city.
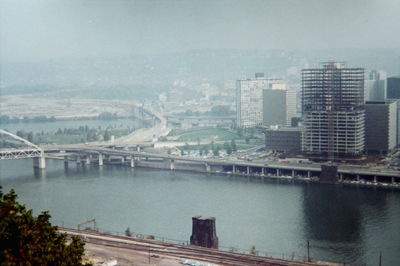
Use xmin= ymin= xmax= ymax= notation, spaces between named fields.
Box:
xmin=1 ymin=1 xmax=400 ymax=265
xmin=1 ymin=0 xmax=400 ymax=62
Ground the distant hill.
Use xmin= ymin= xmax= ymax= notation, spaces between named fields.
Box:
xmin=1 ymin=48 xmax=399 ymax=99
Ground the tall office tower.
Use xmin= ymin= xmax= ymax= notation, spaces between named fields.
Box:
xmin=262 ymin=88 xmax=297 ymax=127
xmin=262 ymin=89 xmax=286 ymax=126
xmin=236 ymin=73 xmax=281 ymax=127
xmin=365 ymin=100 xmax=398 ymax=154
xmin=285 ymin=89 xmax=298 ymax=126
xmin=387 ymin=76 xmax=400 ymax=99
xmin=301 ymin=62 xmax=365 ymax=159
xmin=364 ymin=70 xmax=387 ymax=101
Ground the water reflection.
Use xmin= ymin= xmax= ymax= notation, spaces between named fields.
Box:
xmin=301 ymin=184 xmax=389 ymax=264
xmin=33 ymin=168 xmax=47 ymax=179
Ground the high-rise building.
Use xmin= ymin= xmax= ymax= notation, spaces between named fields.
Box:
xmin=285 ymin=89 xmax=298 ymax=126
xmin=301 ymin=62 xmax=365 ymax=158
xmin=365 ymin=100 xmax=398 ymax=154
xmin=262 ymin=88 xmax=297 ymax=127
xmin=387 ymin=76 xmax=400 ymax=99
xmin=262 ymin=89 xmax=286 ymax=126
xmin=236 ymin=73 xmax=281 ymax=127
xmin=364 ymin=70 xmax=386 ymax=101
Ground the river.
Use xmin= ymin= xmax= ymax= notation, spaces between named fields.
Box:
xmin=1 ymin=158 xmax=399 ymax=266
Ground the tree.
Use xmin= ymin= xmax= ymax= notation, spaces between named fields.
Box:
xmin=125 ymin=227 xmax=132 ymax=237
xmin=103 ymin=130 xmax=111 ymax=141
xmin=250 ymin=245 xmax=257 ymax=255
xmin=230 ymin=139 xmax=237 ymax=152
xmin=0 ymin=187 xmax=88 ymax=265
xmin=213 ymin=147 xmax=220 ymax=156
xmin=226 ymin=145 xmax=233 ymax=155
xmin=27 ymin=132 xmax=34 ymax=143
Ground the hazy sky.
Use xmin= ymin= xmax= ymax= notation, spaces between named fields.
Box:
xmin=1 ymin=0 xmax=400 ymax=62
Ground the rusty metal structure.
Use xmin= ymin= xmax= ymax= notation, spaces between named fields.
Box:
xmin=190 ymin=216 xmax=218 ymax=249
xmin=301 ymin=62 xmax=365 ymax=159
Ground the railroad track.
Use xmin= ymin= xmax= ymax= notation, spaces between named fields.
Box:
xmin=59 ymin=228 xmax=331 ymax=266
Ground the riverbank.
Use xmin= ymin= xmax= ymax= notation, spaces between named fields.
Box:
xmin=60 ymin=227 xmax=340 ymax=266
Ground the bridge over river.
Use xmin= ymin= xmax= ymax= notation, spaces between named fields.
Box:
xmin=1 ymin=129 xmax=400 ymax=189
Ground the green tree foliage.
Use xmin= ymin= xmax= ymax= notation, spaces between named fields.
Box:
xmin=213 ymin=147 xmax=220 ymax=156
xmin=103 ymin=130 xmax=111 ymax=141
xmin=230 ymin=139 xmax=237 ymax=152
xmin=0 ymin=188 xmax=88 ymax=265
xmin=125 ymin=227 xmax=132 ymax=237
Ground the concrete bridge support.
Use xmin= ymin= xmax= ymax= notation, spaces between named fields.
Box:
xmin=85 ymin=156 xmax=91 ymax=165
xmin=276 ymin=169 xmax=280 ymax=176
xmin=205 ymin=163 xmax=210 ymax=173
xmin=76 ymin=156 xmax=81 ymax=165
xmin=121 ymin=156 xmax=125 ymax=164
xmin=232 ymin=165 xmax=236 ymax=174
xmin=33 ymin=155 xmax=46 ymax=169
xmin=130 ymin=156 xmax=135 ymax=168
xmin=64 ymin=156 xmax=69 ymax=168
xmin=170 ymin=159 xmax=175 ymax=170
xmin=373 ymin=176 xmax=377 ymax=183
xmin=247 ymin=166 xmax=250 ymax=175
xmin=261 ymin=168 xmax=265 ymax=176
xmin=98 ymin=153 xmax=103 ymax=166
xmin=307 ymin=171 xmax=311 ymax=178
xmin=292 ymin=170 xmax=295 ymax=177
xmin=339 ymin=173 xmax=343 ymax=181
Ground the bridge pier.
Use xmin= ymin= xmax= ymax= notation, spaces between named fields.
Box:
xmin=205 ymin=163 xmax=210 ymax=173
xmin=276 ymin=169 xmax=280 ymax=176
xmin=246 ymin=166 xmax=250 ymax=175
xmin=307 ymin=171 xmax=311 ymax=178
xmin=261 ymin=167 xmax=265 ymax=176
xmin=76 ymin=156 xmax=81 ymax=166
xmin=373 ymin=176 xmax=377 ymax=183
xmin=33 ymin=155 xmax=46 ymax=169
xmin=130 ymin=156 xmax=135 ymax=168
xmin=85 ymin=156 xmax=91 ymax=165
xmin=64 ymin=156 xmax=69 ymax=168
xmin=121 ymin=156 xmax=125 ymax=165
xmin=98 ymin=153 xmax=103 ymax=166
xmin=232 ymin=165 xmax=236 ymax=174
xmin=170 ymin=159 xmax=175 ymax=170
xmin=137 ymin=146 xmax=141 ymax=152
xmin=292 ymin=170 xmax=295 ymax=177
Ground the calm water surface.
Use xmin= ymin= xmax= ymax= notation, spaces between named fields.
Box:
xmin=0 ymin=159 xmax=399 ymax=266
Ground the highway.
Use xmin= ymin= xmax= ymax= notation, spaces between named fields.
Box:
xmin=114 ymin=107 xmax=170 ymax=145
xmin=43 ymin=144 xmax=400 ymax=179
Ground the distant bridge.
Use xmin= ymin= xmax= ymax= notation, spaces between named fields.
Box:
xmin=0 ymin=129 xmax=46 ymax=168
xmin=1 ymin=129 xmax=400 ymax=189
